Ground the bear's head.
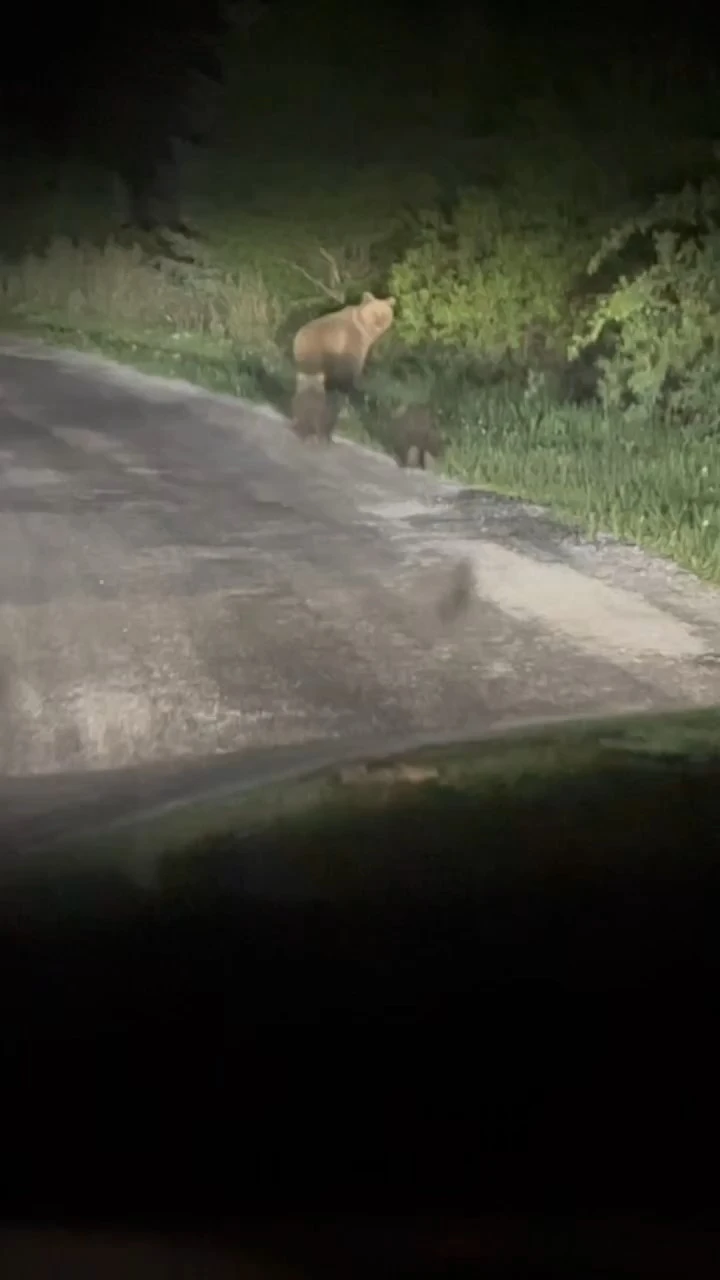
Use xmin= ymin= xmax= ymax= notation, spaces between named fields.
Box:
xmin=358 ymin=291 xmax=396 ymax=338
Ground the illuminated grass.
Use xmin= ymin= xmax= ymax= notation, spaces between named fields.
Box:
xmin=438 ymin=385 xmax=720 ymax=582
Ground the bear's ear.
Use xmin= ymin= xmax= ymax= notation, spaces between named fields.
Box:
xmin=386 ymin=295 xmax=397 ymax=308
xmin=361 ymin=291 xmax=375 ymax=303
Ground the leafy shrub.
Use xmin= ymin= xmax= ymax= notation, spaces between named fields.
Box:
xmin=569 ymin=179 xmax=720 ymax=429
xmin=388 ymin=187 xmax=590 ymax=362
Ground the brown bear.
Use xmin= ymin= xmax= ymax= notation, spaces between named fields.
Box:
xmin=289 ymin=384 xmax=341 ymax=444
xmin=385 ymin=405 xmax=444 ymax=470
xmin=291 ymin=292 xmax=396 ymax=442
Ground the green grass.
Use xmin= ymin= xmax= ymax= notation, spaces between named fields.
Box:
xmin=437 ymin=383 xmax=720 ymax=581
xmin=2 ymin=161 xmax=720 ymax=584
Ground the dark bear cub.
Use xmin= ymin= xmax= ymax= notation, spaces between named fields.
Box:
xmin=290 ymin=385 xmax=341 ymax=443
xmin=386 ymin=405 xmax=444 ymax=469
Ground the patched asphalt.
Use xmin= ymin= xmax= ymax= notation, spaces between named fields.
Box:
xmin=3 ymin=334 xmax=720 ymax=781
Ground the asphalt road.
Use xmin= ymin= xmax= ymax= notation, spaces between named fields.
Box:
xmin=2 ymin=335 xmax=720 ymax=779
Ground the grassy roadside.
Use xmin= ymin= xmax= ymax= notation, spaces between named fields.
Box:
xmin=1 ymin=187 xmax=719 ymax=585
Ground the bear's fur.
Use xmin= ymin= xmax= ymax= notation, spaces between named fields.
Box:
xmin=386 ymin=405 xmax=443 ymax=470
xmin=290 ymin=384 xmax=341 ymax=444
xmin=292 ymin=291 xmax=396 ymax=396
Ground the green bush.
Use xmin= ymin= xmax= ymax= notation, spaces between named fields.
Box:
xmin=388 ymin=187 xmax=590 ymax=362
xmin=570 ymin=179 xmax=720 ymax=430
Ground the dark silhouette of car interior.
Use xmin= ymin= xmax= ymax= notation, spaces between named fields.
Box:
xmin=1 ymin=708 xmax=718 ymax=1277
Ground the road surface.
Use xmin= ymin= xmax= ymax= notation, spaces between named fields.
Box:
xmin=2 ymin=335 xmax=720 ymax=778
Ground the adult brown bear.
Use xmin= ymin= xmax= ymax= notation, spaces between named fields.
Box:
xmin=290 ymin=291 xmax=395 ymax=442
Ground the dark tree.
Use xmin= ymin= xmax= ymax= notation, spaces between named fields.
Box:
xmin=70 ymin=2 xmax=267 ymax=235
